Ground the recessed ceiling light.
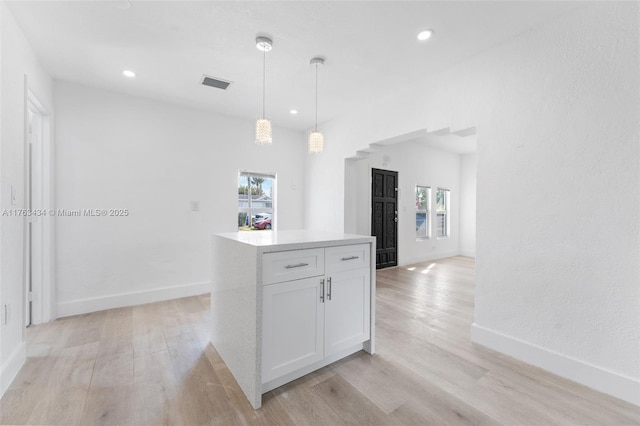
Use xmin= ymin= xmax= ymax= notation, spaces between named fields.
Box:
xmin=122 ymin=70 xmax=136 ymax=78
xmin=290 ymin=109 xmax=298 ymax=115
xmin=417 ymin=29 xmax=434 ymax=41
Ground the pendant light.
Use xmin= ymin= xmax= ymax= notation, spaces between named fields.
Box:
xmin=308 ymin=57 xmax=324 ymax=154
xmin=256 ymin=36 xmax=273 ymax=145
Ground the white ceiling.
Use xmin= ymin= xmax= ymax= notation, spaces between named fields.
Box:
xmin=7 ymin=1 xmax=584 ymax=134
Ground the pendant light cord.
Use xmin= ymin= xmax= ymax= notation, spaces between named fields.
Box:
xmin=314 ymin=63 xmax=318 ymax=132
xmin=262 ymin=49 xmax=266 ymax=119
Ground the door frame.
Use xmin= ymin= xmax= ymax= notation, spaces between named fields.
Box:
xmin=25 ymin=86 xmax=55 ymax=325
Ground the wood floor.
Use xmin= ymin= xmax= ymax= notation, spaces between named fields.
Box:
xmin=1 ymin=256 xmax=638 ymax=425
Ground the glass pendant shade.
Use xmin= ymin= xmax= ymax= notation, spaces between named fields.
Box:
xmin=255 ymin=118 xmax=272 ymax=145
xmin=308 ymin=131 xmax=324 ymax=154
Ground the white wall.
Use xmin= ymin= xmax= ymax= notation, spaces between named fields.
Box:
xmin=0 ymin=3 xmax=53 ymax=397
xmin=305 ymin=3 xmax=639 ymax=404
xmin=345 ymin=141 xmax=461 ymax=265
xmin=54 ymin=81 xmax=306 ymax=317
xmin=459 ymin=153 xmax=476 ymax=257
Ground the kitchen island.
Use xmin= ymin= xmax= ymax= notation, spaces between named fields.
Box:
xmin=210 ymin=230 xmax=376 ymax=409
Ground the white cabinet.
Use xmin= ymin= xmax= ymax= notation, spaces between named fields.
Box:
xmin=262 ymin=248 xmax=325 ymax=285
xmin=211 ymin=231 xmax=375 ymax=409
xmin=325 ymin=243 xmax=370 ymax=273
xmin=261 ymin=244 xmax=371 ymax=390
xmin=324 ymin=268 xmax=371 ymax=356
xmin=261 ymin=277 xmax=324 ymax=383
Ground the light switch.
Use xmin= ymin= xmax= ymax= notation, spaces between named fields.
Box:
xmin=191 ymin=201 xmax=200 ymax=211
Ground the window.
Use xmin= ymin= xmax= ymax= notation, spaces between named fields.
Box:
xmin=238 ymin=171 xmax=275 ymax=231
xmin=415 ymin=185 xmax=431 ymax=239
xmin=436 ymin=188 xmax=450 ymax=238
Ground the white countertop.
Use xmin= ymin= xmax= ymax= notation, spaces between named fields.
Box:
xmin=214 ymin=230 xmax=374 ymax=251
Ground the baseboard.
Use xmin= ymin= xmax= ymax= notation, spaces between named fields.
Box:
xmin=57 ymin=281 xmax=210 ymax=318
xmin=0 ymin=342 xmax=26 ymax=399
xmin=459 ymin=249 xmax=476 ymax=258
xmin=400 ymin=249 xmax=460 ymax=266
xmin=471 ymin=323 xmax=640 ymax=406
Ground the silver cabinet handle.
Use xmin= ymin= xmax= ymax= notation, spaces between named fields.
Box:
xmin=341 ymin=256 xmax=359 ymax=261
xmin=320 ymin=279 xmax=325 ymax=303
xmin=327 ymin=277 xmax=332 ymax=301
xmin=285 ymin=262 xmax=309 ymax=269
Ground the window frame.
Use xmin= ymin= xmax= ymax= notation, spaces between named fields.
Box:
xmin=415 ymin=185 xmax=431 ymax=240
xmin=436 ymin=187 xmax=450 ymax=239
xmin=238 ymin=170 xmax=276 ymax=231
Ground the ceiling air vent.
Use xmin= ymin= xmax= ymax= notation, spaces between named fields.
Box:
xmin=201 ymin=75 xmax=232 ymax=90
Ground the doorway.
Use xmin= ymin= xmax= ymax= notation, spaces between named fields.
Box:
xmin=371 ymin=168 xmax=398 ymax=269
xmin=25 ymin=92 xmax=54 ymax=326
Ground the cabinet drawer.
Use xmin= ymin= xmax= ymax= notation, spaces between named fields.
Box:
xmin=325 ymin=244 xmax=370 ymax=274
xmin=263 ymin=248 xmax=325 ymax=285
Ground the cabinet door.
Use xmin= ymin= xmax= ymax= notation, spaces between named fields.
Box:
xmin=262 ymin=277 xmax=325 ymax=383
xmin=324 ymin=268 xmax=371 ymax=357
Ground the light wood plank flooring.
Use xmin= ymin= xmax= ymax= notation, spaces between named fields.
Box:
xmin=1 ymin=256 xmax=638 ymax=425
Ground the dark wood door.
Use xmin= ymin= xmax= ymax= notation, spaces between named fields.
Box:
xmin=371 ymin=168 xmax=398 ymax=269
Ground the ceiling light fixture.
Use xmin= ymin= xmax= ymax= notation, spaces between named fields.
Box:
xmin=122 ymin=70 xmax=136 ymax=78
xmin=417 ymin=29 xmax=434 ymax=41
xmin=255 ymin=36 xmax=273 ymax=145
xmin=308 ymin=57 xmax=324 ymax=154
xmin=290 ymin=109 xmax=298 ymax=115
